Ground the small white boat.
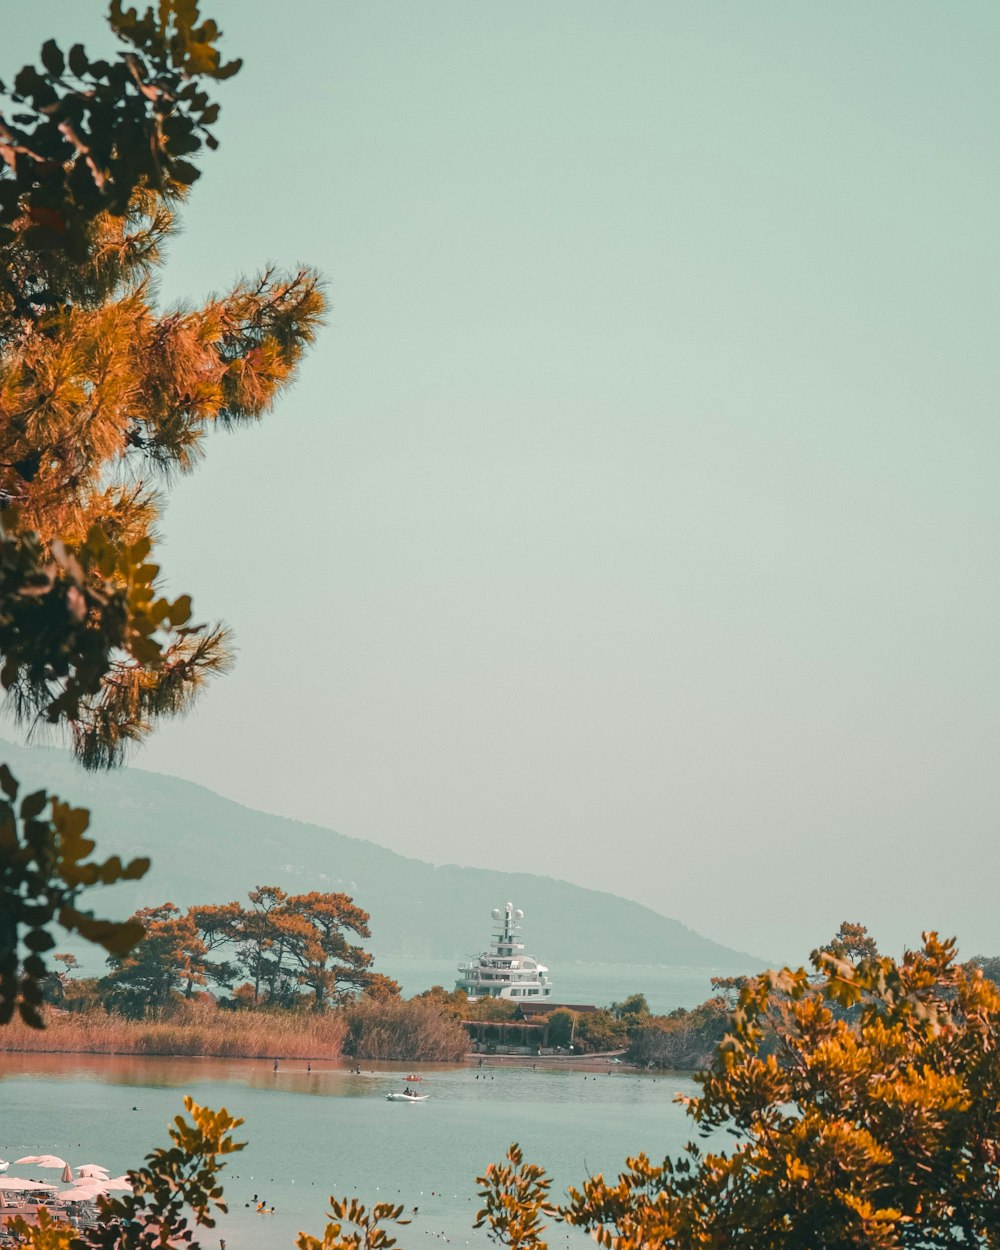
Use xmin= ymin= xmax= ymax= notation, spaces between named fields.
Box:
xmin=386 ymin=1091 xmax=429 ymax=1102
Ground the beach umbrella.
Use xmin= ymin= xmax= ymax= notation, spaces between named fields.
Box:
xmin=69 ymin=1176 xmax=132 ymax=1196
xmin=58 ymin=1185 xmax=102 ymax=1203
xmin=0 ymin=1178 xmax=56 ymax=1191
xmin=75 ymin=1165 xmax=110 ymax=1179
xmin=15 ymin=1155 xmax=68 ymax=1170
xmin=60 ymin=1164 xmax=73 ymax=1183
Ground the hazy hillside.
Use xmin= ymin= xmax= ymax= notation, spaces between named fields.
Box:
xmin=2 ymin=740 xmax=763 ymax=971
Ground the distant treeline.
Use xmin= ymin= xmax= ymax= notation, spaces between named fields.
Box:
xmin=55 ymin=886 xmax=402 ymax=1018
xmin=28 ymin=885 xmax=471 ymax=1061
xmin=37 ymin=901 xmax=966 ymax=1071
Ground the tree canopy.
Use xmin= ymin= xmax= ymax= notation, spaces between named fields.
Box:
xmin=820 ymin=919 xmax=880 ymax=965
xmin=6 ymin=6 xmax=1000 ymax=1250
xmin=0 ymin=0 xmax=324 ymax=1024
xmin=477 ymin=933 xmax=1000 ymax=1249
xmin=97 ymin=888 xmax=396 ymax=1016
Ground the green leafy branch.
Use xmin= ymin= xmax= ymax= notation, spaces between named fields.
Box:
xmin=0 ymin=0 xmax=241 ymax=256
xmin=0 ymin=762 xmax=148 ymax=1027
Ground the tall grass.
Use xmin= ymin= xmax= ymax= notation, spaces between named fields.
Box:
xmin=343 ymin=998 xmax=469 ymax=1062
xmin=0 ymin=998 xmax=473 ymax=1062
xmin=0 ymin=1001 xmax=348 ymax=1059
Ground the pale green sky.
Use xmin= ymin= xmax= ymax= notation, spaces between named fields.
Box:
xmin=8 ymin=2 xmax=1000 ymax=961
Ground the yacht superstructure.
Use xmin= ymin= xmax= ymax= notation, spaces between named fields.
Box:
xmin=455 ymin=902 xmax=552 ymax=1002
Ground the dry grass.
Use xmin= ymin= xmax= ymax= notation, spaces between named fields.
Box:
xmin=0 ymin=1001 xmax=348 ymax=1059
xmin=344 ymin=998 xmax=469 ymax=1062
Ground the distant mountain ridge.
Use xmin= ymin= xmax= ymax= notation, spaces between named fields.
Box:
xmin=1 ymin=740 xmax=764 ymax=972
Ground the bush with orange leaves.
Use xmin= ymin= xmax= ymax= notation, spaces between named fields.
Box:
xmin=478 ymin=933 xmax=1000 ymax=1249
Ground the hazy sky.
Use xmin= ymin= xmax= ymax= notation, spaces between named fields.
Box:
xmin=8 ymin=3 xmax=1000 ymax=963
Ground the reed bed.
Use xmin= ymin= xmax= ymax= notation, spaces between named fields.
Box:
xmin=0 ymin=1003 xmax=349 ymax=1059
xmin=344 ymin=998 xmax=469 ymax=1062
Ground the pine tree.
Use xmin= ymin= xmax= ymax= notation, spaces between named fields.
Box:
xmin=100 ymin=903 xmax=206 ymax=1017
xmin=0 ymin=1 xmax=324 ymax=1025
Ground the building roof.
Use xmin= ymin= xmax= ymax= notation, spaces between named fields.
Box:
xmin=516 ymin=1001 xmax=599 ymax=1018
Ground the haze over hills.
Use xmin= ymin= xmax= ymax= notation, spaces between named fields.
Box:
xmin=3 ymin=740 xmax=764 ymax=972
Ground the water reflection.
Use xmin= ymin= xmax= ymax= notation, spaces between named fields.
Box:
xmin=0 ymin=1052 xmax=470 ymax=1094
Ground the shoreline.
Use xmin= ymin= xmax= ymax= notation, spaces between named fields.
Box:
xmin=465 ymin=1050 xmax=632 ymax=1071
xmin=0 ymin=1045 xmax=637 ymax=1075
xmin=0 ymin=1002 xmax=464 ymax=1064
xmin=0 ymin=1040 xmax=633 ymax=1071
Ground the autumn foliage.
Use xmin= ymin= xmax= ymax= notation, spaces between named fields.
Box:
xmin=477 ymin=933 xmax=1000 ymax=1249
xmin=5 ymin=6 xmax=1000 ymax=1250
xmin=0 ymin=0 xmax=324 ymax=1022
xmin=98 ymin=888 xmax=394 ymax=1014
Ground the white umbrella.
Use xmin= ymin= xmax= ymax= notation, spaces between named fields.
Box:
xmin=15 ymin=1155 xmax=68 ymax=1170
xmin=68 ymin=1176 xmax=132 ymax=1196
xmin=60 ymin=1164 xmax=74 ymax=1183
xmin=58 ymin=1185 xmax=102 ymax=1203
xmin=75 ymin=1165 xmax=110 ymax=1179
xmin=0 ymin=1178 xmax=56 ymax=1191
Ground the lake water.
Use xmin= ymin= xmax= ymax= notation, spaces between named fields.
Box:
xmin=375 ymin=958 xmax=742 ymax=1014
xmin=0 ymin=1054 xmax=710 ymax=1249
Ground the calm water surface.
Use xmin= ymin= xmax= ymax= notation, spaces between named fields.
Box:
xmin=0 ymin=1054 xmax=707 ymax=1249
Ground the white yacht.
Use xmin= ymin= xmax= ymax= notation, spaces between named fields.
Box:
xmin=456 ymin=902 xmax=553 ymax=1002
